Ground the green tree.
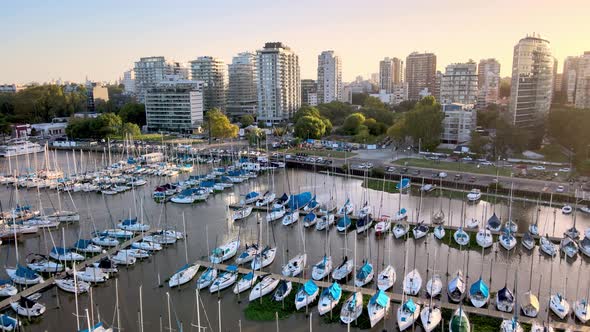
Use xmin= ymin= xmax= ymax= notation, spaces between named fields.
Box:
xmin=272 ymin=126 xmax=287 ymax=137
xmin=351 ymin=93 xmax=369 ymax=105
xmin=468 ymin=131 xmax=489 ymax=155
xmin=294 ymin=116 xmax=326 ymax=139
xmin=240 ymin=114 xmax=255 ymax=127
xmin=386 ymin=96 xmax=443 ymax=150
xmin=321 ymin=118 xmax=333 ymax=135
xmin=207 ymin=108 xmax=238 ymax=139
xmin=342 ymin=113 xmax=366 ymax=135
xmin=120 ymin=122 xmax=141 ymax=138
xmin=293 ymin=106 xmax=321 ymax=123
xmin=363 ymin=118 xmax=387 ymax=136
xmin=317 ymin=101 xmax=353 ymax=125
xmin=93 ymin=113 xmax=122 ymax=138
xmin=477 ymin=107 xmax=500 ymax=129
xmin=247 ymin=128 xmax=266 ymax=145
xmin=118 ymin=103 xmax=146 ymax=126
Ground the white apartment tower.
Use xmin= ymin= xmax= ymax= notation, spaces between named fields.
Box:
xmin=190 ymin=56 xmax=227 ymax=112
xmin=256 ymin=42 xmax=300 ymax=123
xmin=379 ymin=57 xmax=403 ymax=93
xmin=509 ymin=35 xmax=554 ymax=128
xmin=122 ymin=69 xmax=136 ymax=95
xmin=145 ymin=79 xmax=204 ymax=133
xmin=134 ymin=56 xmax=188 ymax=102
xmin=440 ymin=61 xmax=478 ymax=105
xmin=317 ymin=51 xmax=342 ymax=104
xmin=227 ymin=52 xmax=257 ymax=118
xmin=575 ymin=52 xmax=590 ymax=109
xmin=477 ymin=59 xmax=501 ymax=109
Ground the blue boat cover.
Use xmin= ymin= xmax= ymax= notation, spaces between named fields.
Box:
xmin=303 ymin=280 xmax=318 ymax=296
xmin=337 ymin=216 xmax=351 ymax=228
xmin=79 ymin=322 xmax=104 ymax=332
xmin=357 ymin=215 xmax=371 ymax=227
xmin=370 ymin=290 xmax=389 ymax=307
xmin=74 ymin=239 xmax=92 ymax=249
xmin=347 ymin=293 xmax=358 ymax=310
xmin=227 ymin=265 xmax=238 ymax=272
xmin=399 ymin=208 xmax=407 ymax=214
xmin=287 ymin=192 xmax=313 ymax=210
xmin=469 ymin=278 xmax=489 ymax=298
xmin=201 ymin=181 xmax=215 ymax=188
xmin=396 ymin=178 xmax=410 ymax=189
xmin=356 ymin=262 xmax=372 ymax=280
xmin=15 ymin=265 xmax=37 ymax=279
xmin=245 ymin=191 xmax=260 ymax=200
xmin=328 ymin=282 xmax=341 ymax=300
xmin=0 ymin=279 xmax=12 ymax=286
xmin=304 ymin=213 xmax=316 ymax=222
xmin=121 ymin=218 xmax=138 ymax=226
xmin=497 ymin=287 xmax=514 ymax=302
xmin=487 ymin=213 xmax=501 ymax=228
xmin=0 ymin=314 xmax=17 ymax=328
xmin=243 ymin=271 xmax=254 ymax=280
xmin=402 ymin=298 xmax=416 ymax=313
xmin=176 ymin=263 xmax=192 ymax=273
xmin=51 ymin=247 xmax=70 ymax=255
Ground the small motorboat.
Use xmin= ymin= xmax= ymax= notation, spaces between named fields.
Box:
xmin=249 ymin=275 xmax=280 ymax=301
xmin=168 ymin=263 xmax=200 ymax=288
xmin=294 ymin=280 xmax=319 ymax=310
xmin=412 ymin=222 xmax=429 ymax=240
xmin=549 ymin=293 xmax=570 ymax=319
xmin=340 ymin=291 xmax=363 ymax=325
xmin=426 ymin=274 xmax=443 ymax=298
xmin=302 ymin=212 xmax=317 ymax=228
xmin=251 ymin=246 xmax=277 ymax=270
xmin=453 ymin=228 xmax=470 ymax=246
xmin=331 ymin=256 xmax=352 ymax=281
xmin=317 ymin=282 xmax=342 ymax=315
xmin=580 ymin=205 xmax=590 ymax=214
xmin=281 ymin=253 xmax=306 ymax=277
xmin=397 ymin=298 xmax=420 ymax=331
xmin=377 ymin=265 xmax=395 ymax=291
xmin=233 ymin=271 xmax=258 ymax=294
xmin=469 ymin=277 xmax=490 ymax=308
xmin=476 ymin=228 xmax=493 ymax=248
xmin=232 ymin=206 xmax=253 ymax=221
xmin=235 ymin=244 xmax=259 ymax=265
xmin=55 ymin=277 xmax=91 ymax=294
xmin=432 ymin=210 xmax=445 ymax=225
xmin=273 ymin=280 xmax=292 ymax=301
xmin=196 ymin=267 xmax=217 ymax=290
xmin=433 ymin=225 xmax=445 ymax=240
xmin=562 ymin=205 xmax=573 ymax=214
xmin=10 ymin=296 xmax=46 ymax=318
xmin=447 ymin=271 xmax=466 ymax=303
xmin=209 ymin=266 xmax=238 ymax=293
xmin=210 ymin=239 xmax=240 ymax=264
xmin=522 ymin=232 xmax=535 ymax=250
xmin=367 ymin=290 xmax=390 ymax=328
xmin=354 ymin=260 xmax=374 ymax=287
xmin=466 ymin=189 xmax=482 ymax=202
xmin=403 ymin=269 xmax=422 ymax=296
xmin=312 ymin=255 xmax=333 ymax=280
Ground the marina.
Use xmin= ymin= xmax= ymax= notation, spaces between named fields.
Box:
xmin=0 ymin=149 xmax=589 ymax=331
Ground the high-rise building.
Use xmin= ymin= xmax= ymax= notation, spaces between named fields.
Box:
xmin=301 ymin=79 xmax=318 ymax=106
xmin=575 ymin=52 xmax=590 ymax=109
xmin=440 ymin=61 xmax=478 ymax=105
xmin=509 ymin=35 xmax=554 ymax=128
xmin=379 ymin=57 xmax=403 ymax=93
xmin=256 ymin=42 xmax=300 ymax=123
xmin=145 ymin=78 xmax=204 ymax=133
xmin=134 ymin=56 xmax=188 ymax=102
xmin=562 ymin=56 xmax=580 ymax=104
xmin=190 ymin=56 xmax=227 ymax=112
xmin=477 ymin=59 xmax=501 ymax=109
xmin=405 ymin=52 xmax=437 ymax=101
xmin=86 ymin=83 xmax=109 ymax=112
xmin=122 ymin=69 xmax=136 ymax=95
xmin=227 ymin=52 xmax=257 ymax=119
xmin=317 ymin=51 xmax=342 ymax=104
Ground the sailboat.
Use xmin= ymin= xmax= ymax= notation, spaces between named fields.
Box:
xmin=573 ymin=280 xmax=590 ymax=323
xmin=331 ymin=256 xmax=352 ymax=281
xmin=273 ymin=280 xmax=292 ymax=301
xmin=421 ymin=284 xmax=442 ymax=332
xmin=235 ymin=244 xmax=259 ymax=265
xmin=500 ymin=228 xmax=517 ymax=250
xmin=196 ymin=267 xmax=218 ymax=290
xmin=377 ymin=265 xmax=395 ymax=292
xmin=469 ymin=246 xmax=490 ymax=308
xmin=251 ymin=246 xmax=277 ymax=270
xmin=403 ymin=266 xmax=422 ymax=295
xmin=233 ymin=271 xmax=258 ymax=294
xmin=432 ymin=178 xmax=445 ymax=224
xmin=354 ymin=260 xmax=374 ymax=287
xmin=249 ymin=274 xmax=280 ymax=301
xmin=522 ymin=231 xmax=535 ymax=250
xmin=117 ymin=217 xmax=150 ymax=232
xmin=447 ymin=270 xmax=466 ymax=303
xmin=0 ymin=280 xmax=17 ymax=297
xmin=367 ymin=290 xmax=389 ymax=328
xmin=10 ymin=295 xmax=46 ymax=317
xmin=397 ymin=297 xmax=420 ymax=331
xmin=340 ymin=291 xmax=363 ymax=325
xmin=281 ymin=209 xmax=300 ymax=226
xmin=294 ymin=280 xmax=319 ymax=310
xmin=497 ymin=285 xmax=515 ymax=312
xmin=0 ymin=314 xmax=20 ymax=331
xmin=476 ymin=209 xmax=494 ymax=248
xmin=448 ymin=306 xmax=470 ymax=332
xmin=486 ymin=212 xmax=502 ymax=232
xmin=210 ymin=238 xmax=240 ymax=264
xmin=336 ymin=215 xmax=352 ymax=232
xmin=317 ymin=282 xmax=342 ymax=315
xmin=337 ymin=198 xmax=354 ymax=215
xmin=560 ymin=237 xmax=579 ymax=258
xmin=302 ymin=212 xmax=317 ymax=228
xmin=281 ymin=253 xmax=306 ymax=277
xmin=6 ymin=265 xmax=44 ymax=285
xmin=550 ymin=292 xmax=570 ymax=320
xmin=265 ymin=204 xmax=286 ymax=223
xmin=209 ymin=265 xmax=238 ymax=293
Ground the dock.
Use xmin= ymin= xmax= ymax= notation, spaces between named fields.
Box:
xmin=0 ymin=230 xmax=155 ymax=311
xmin=195 ymin=259 xmax=589 ymax=331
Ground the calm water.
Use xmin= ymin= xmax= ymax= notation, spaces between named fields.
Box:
xmin=1 ymin=151 xmax=589 ymax=331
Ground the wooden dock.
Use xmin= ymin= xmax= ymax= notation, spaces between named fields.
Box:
xmin=195 ymin=259 xmax=589 ymax=331
xmin=0 ymin=230 xmax=155 ymax=311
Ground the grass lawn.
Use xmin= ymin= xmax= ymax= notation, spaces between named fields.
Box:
xmin=393 ymin=158 xmax=512 ymax=177
xmin=282 ymin=148 xmax=357 ymax=159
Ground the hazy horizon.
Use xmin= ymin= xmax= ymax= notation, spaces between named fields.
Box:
xmin=2 ymin=0 xmax=589 ymax=84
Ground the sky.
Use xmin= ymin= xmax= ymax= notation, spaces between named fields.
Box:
xmin=1 ymin=0 xmax=589 ymax=84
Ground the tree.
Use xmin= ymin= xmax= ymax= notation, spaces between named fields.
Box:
xmin=240 ymin=114 xmax=255 ymax=128
xmin=118 ymin=103 xmax=146 ymax=126
xmin=293 ymin=106 xmax=321 ymax=123
xmin=272 ymin=126 xmax=287 ymax=137
xmin=386 ymin=96 xmax=443 ymax=150
xmin=469 ymin=131 xmax=489 ymax=155
xmin=499 ymin=77 xmax=511 ymax=98
xmin=93 ymin=113 xmax=122 ymax=138
xmin=294 ymin=116 xmax=326 ymax=139
xmin=477 ymin=107 xmax=500 ymax=129
xmin=351 ymin=93 xmax=369 ymax=105
xmin=317 ymin=101 xmax=353 ymax=126
xmin=393 ymin=100 xmax=417 ymax=113
xmin=247 ymin=128 xmax=266 ymax=145
xmin=363 ymin=118 xmax=387 ymax=136
xmin=321 ymin=118 xmax=333 ymax=135
xmin=207 ymin=108 xmax=238 ymax=139
xmin=120 ymin=122 xmax=141 ymax=138
xmin=342 ymin=113 xmax=366 ymax=135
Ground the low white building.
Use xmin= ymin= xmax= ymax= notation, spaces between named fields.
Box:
xmin=369 ymin=83 xmax=407 ymax=105
xmin=441 ymin=103 xmax=477 ymax=145
xmin=31 ymin=122 xmax=67 ymax=137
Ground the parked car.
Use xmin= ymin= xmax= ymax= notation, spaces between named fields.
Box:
xmin=558 ymin=167 xmax=571 ymax=172
xmin=556 ymin=185 xmax=565 ymax=193
xmin=454 ymin=174 xmax=463 ymax=180
xmin=531 ymin=165 xmax=546 ymax=171
xmin=439 ymin=172 xmax=448 ymax=178
xmin=468 ymin=176 xmax=477 ymax=183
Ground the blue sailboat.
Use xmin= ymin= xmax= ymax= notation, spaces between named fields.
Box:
xmin=336 ymin=215 xmax=352 ymax=232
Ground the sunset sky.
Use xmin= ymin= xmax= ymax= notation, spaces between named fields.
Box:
xmin=2 ymin=0 xmax=589 ymax=84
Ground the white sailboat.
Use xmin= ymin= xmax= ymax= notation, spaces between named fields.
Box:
xmin=367 ymin=290 xmax=390 ymax=328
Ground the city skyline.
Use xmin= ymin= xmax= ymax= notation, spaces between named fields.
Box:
xmin=2 ymin=0 xmax=590 ymax=84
